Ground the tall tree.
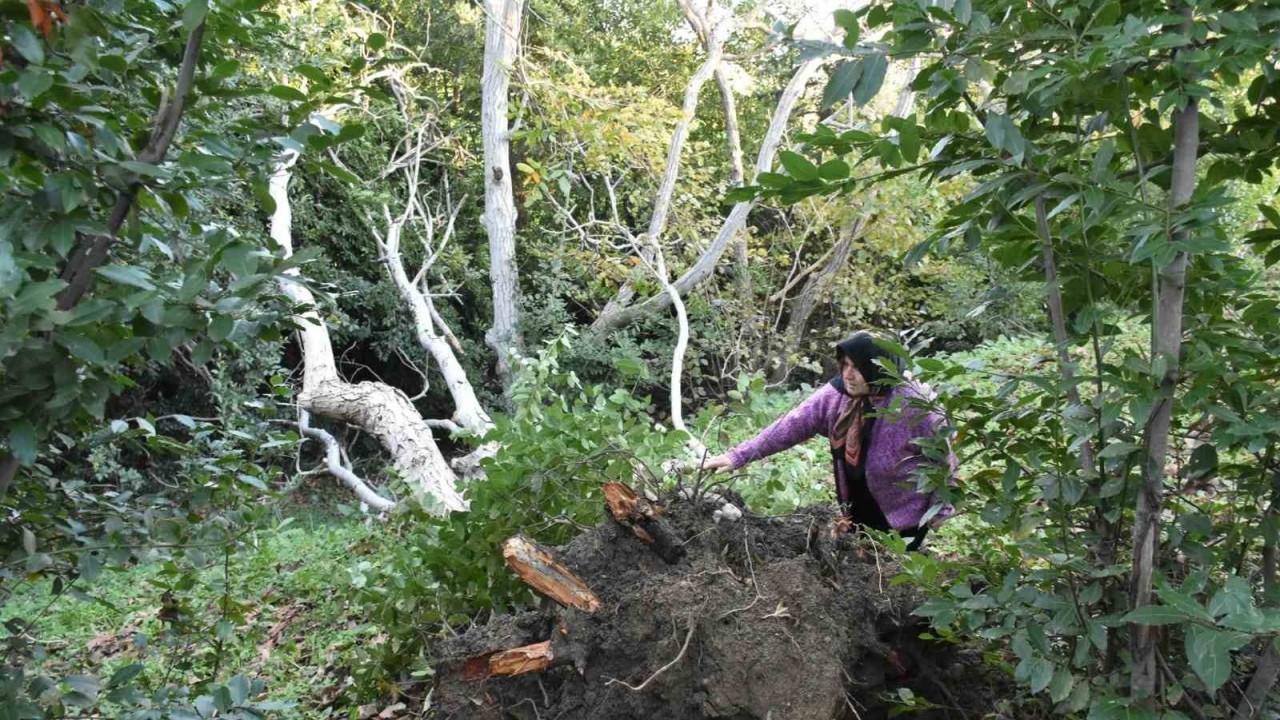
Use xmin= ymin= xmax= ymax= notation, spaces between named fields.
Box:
xmin=481 ymin=0 xmax=527 ymax=393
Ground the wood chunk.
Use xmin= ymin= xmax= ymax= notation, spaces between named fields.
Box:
xmin=488 ymin=641 xmax=554 ymax=677
xmin=502 ymin=536 xmax=601 ymax=612
xmin=461 ymin=641 xmax=557 ymax=681
xmin=602 ymin=482 xmax=686 ymax=564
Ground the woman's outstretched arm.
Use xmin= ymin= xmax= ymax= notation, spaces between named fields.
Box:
xmin=703 ymin=384 xmax=844 ymax=472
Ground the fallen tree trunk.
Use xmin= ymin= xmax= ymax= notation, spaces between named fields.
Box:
xmin=269 ymin=153 xmax=466 ymax=513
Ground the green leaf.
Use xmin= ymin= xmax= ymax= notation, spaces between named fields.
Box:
xmin=1121 ymin=605 xmax=1193 ymax=626
xmin=268 ymin=85 xmax=308 ymax=102
xmin=315 ymin=160 xmax=361 ymax=185
xmin=1187 ymin=443 xmax=1216 ymax=480
xmin=1048 ymin=667 xmax=1074 ymax=703
xmin=822 ymin=61 xmax=862 ymax=110
xmin=226 ymin=675 xmax=249 ymax=705
xmin=212 ymin=60 xmax=240 ymax=79
xmin=97 ymin=265 xmax=156 ymax=291
xmin=817 ymin=158 xmax=850 ymax=181
xmin=119 ymin=160 xmax=167 ymax=178
xmin=108 ymin=664 xmax=145 ymax=688
xmin=368 ymin=32 xmax=387 ymax=51
xmin=1092 ymin=139 xmax=1115 ymax=181
xmin=238 ymin=474 xmax=269 ymax=491
xmin=9 ymin=421 xmax=37 ymax=464
xmin=294 ymin=63 xmax=330 ymax=86
xmin=1156 ymin=582 xmax=1213 ymax=622
xmin=1099 ymin=441 xmax=1139 ymax=458
xmin=18 ymin=69 xmax=54 ymax=100
xmin=779 ymin=151 xmax=819 ymax=181
xmin=63 ymin=675 xmax=100 ymax=705
xmin=853 ymin=53 xmax=888 ymax=106
xmin=22 ymin=526 xmax=36 ymax=555
xmin=208 ymin=315 xmax=235 ymax=342
xmin=1185 ymin=626 xmax=1248 ymax=693
xmin=897 ymin=123 xmax=920 ymax=163
xmin=183 ymin=0 xmax=209 ymax=31
xmin=1002 ymin=70 xmax=1030 ymax=95
xmin=1259 ymin=203 xmax=1280 ymax=228
xmin=11 ymin=24 xmax=45 ymax=65
xmin=834 ymin=9 xmax=860 ymax=48
xmin=1028 ymin=657 xmax=1054 ymax=694
xmin=1207 ymin=575 xmax=1251 ymax=619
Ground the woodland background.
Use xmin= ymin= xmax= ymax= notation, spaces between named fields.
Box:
xmin=2 ymin=0 xmax=1280 ymax=717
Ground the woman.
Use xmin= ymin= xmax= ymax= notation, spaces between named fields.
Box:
xmin=702 ymin=331 xmax=956 ymax=549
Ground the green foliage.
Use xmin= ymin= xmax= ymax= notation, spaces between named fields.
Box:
xmin=740 ymin=0 xmax=1280 ymax=713
xmin=690 ymin=372 xmax=832 ymax=513
xmin=4 ymin=514 xmax=377 ymax=718
xmin=0 ymin=408 xmax=301 ymax=717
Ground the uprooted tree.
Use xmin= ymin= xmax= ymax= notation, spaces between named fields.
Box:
xmin=431 ymin=482 xmax=1000 ymax=720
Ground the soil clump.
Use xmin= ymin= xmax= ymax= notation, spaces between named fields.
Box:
xmin=431 ymin=490 xmax=1002 ymax=719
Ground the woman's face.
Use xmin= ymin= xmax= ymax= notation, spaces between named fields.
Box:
xmin=839 ymin=357 xmax=869 ymax=395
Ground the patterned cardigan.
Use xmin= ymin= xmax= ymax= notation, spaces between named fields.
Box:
xmin=726 ymin=382 xmax=957 ymax=531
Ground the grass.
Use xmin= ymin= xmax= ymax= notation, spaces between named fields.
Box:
xmin=3 ymin=511 xmax=382 ymax=718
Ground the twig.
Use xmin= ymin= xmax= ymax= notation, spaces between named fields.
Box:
xmin=717 ymin=532 xmax=764 ymax=619
xmin=605 ymin=620 xmax=696 ymax=691
xmin=1158 ymin=649 xmax=1210 ymax=720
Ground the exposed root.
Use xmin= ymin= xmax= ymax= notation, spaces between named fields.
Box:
xmin=604 ymin=621 xmax=696 ymax=692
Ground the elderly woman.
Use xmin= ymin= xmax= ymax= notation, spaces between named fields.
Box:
xmin=702 ymin=331 xmax=956 ymax=549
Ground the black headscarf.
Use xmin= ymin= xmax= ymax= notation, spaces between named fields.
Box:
xmin=829 ymin=331 xmax=899 ymax=396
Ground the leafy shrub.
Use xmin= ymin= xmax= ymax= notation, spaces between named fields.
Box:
xmin=690 ymin=372 xmax=833 ymax=513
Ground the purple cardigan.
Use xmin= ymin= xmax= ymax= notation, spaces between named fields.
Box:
xmin=727 ymin=383 xmax=957 ymax=531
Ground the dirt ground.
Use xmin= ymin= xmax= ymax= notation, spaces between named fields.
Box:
xmin=431 ymin=490 xmax=1007 ymax=720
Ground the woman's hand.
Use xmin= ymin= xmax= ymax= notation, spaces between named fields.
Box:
xmin=699 ymin=454 xmax=735 ymax=474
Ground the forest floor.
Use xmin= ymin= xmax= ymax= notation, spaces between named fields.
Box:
xmin=430 ymin=490 xmax=1008 ymax=720
xmin=1 ymin=507 xmax=391 ymax=719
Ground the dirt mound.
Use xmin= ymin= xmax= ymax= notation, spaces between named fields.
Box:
xmin=431 ymin=489 xmax=1001 ymax=719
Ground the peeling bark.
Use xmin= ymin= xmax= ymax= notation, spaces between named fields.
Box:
xmin=481 ymin=0 xmax=527 ymax=393
xmin=269 ymin=153 xmax=466 ymax=513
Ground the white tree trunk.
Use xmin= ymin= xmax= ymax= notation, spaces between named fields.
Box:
xmin=481 ymin=0 xmax=526 ymax=392
xmin=269 ymin=153 xmax=467 ymax=513
xmin=591 ymin=58 xmax=822 ymax=335
xmin=595 ymin=12 xmax=726 ymax=323
xmin=378 ymin=214 xmax=494 ymax=436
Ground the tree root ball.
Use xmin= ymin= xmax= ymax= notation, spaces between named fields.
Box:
xmin=431 ymin=494 xmax=1004 ymax=719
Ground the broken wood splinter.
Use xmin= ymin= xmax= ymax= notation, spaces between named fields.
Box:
xmin=502 ymin=536 xmax=602 ymax=613
xmin=602 ymin=482 xmax=686 ymax=564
